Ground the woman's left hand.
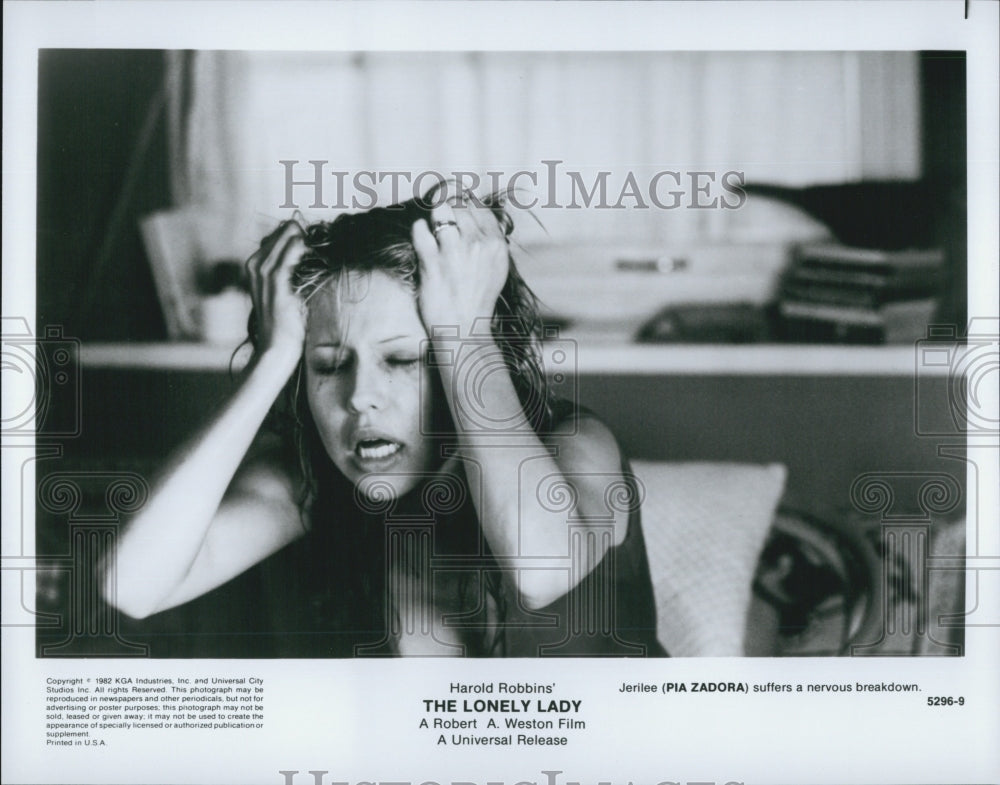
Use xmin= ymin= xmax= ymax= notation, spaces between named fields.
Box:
xmin=411 ymin=198 xmax=509 ymax=338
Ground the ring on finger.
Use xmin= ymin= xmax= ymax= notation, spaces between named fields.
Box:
xmin=432 ymin=220 xmax=459 ymax=237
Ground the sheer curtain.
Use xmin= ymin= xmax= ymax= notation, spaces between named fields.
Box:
xmin=176 ymin=50 xmax=920 ymax=255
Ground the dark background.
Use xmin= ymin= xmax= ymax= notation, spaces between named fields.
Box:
xmin=37 ymin=49 xmax=172 ymax=341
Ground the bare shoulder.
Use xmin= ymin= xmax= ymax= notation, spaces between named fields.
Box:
xmin=548 ymin=408 xmax=624 ymax=474
xmin=547 ymin=409 xmax=629 ymax=545
xmin=211 ymin=429 xmax=308 ymax=550
xmin=228 ymin=431 xmax=303 ymax=511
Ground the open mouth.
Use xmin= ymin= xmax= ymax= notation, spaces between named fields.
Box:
xmin=354 ymin=438 xmax=403 ymax=461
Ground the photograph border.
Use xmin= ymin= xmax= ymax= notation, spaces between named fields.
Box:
xmin=4 ymin=2 xmax=998 ymax=784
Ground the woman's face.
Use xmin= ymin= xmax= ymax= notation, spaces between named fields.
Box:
xmin=304 ymin=270 xmax=442 ymax=498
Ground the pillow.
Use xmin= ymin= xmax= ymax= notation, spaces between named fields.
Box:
xmin=630 ymin=461 xmax=787 ymax=656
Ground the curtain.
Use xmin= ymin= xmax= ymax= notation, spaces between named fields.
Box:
xmin=178 ymin=51 xmax=921 ymax=255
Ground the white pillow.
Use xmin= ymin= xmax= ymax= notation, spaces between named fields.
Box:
xmin=631 ymin=461 xmax=787 ymax=656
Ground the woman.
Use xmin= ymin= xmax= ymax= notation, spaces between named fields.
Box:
xmin=105 ymin=187 xmax=664 ymax=657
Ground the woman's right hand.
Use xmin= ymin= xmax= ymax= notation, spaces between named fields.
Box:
xmin=108 ymin=217 xmax=311 ymax=620
xmin=246 ymin=219 xmax=308 ymax=359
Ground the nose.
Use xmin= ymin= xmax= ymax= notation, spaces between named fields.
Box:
xmin=346 ymin=358 xmax=389 ymax=413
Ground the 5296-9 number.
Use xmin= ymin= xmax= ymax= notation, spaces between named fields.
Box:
xmin=927 ymin=696 xmax=965 ymax=706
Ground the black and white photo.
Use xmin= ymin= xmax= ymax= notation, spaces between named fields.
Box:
xmin=3 ymin=2 xmax=998 ymax=784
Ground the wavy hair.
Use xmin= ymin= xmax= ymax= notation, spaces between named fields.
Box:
xmin=252 ymin=188 xmax=553 ymax=516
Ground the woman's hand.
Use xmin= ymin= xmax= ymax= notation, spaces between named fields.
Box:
xmin=411 ymin=198 xmax=509 ymax=337
xmin=246 ymin=219 xmax=308 ymax=359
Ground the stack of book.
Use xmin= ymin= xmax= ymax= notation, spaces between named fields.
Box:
xmin=778 ymin=243 xmax=945 ymax=344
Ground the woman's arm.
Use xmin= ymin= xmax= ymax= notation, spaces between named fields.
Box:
xmin=103 ymin=222 xmax=309 ymax=619
xmin=412 ymin=202 xmax=628 ymax=610
xmin=104 ymin=351 xmax=303 ymax=618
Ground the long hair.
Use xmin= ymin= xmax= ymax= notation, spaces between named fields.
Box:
xmin=246 ymin=187 xmax=552 ymax=654
xmin=253 ymin=189 xmax=552 ymax=512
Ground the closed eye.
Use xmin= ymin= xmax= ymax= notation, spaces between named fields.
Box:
xmin=310 ymin=351 xmax=352 ymax=375
xmin=311 ymin=361 xmax=349 ymax=375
